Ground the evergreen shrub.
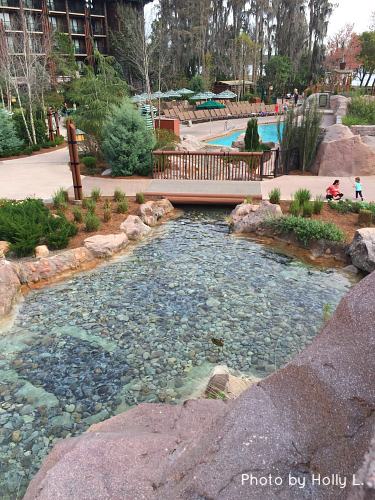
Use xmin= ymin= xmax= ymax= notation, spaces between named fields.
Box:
xmin=0 ymin=108 xmax=24 ymax=156
xmin=269 ymin=188 xmax=281 ymax=204
xmin=82 ymin=157 xmax=97 ymax=169
xmin=85 ymin=212 xmax=101 ymax=232
xmin=244 ymin=119 xmax=260 ymax=152
xmin=135 ymin=192 xmax=145 ymax=204
xmin=102 ymin=101 xmax=156 ymax=177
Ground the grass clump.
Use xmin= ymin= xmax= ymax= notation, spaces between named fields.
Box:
xmin=265 ymin=214 xmax=344 ymax=245
xmin=290 ymin=199 xmax=300 ymax=216
xmin=136 ymin=192 xmax=146 ymax=204
xmin=302 ymin=201 xmax=314 ymax=218
xmin=85 ymin=212 xmax=101 ymax=232
xmin=104 ymin=197 xmax=111 ymax=210
xmin=91 ymin=187 xmax=101 ymax=202
xmin=103 ymin=207 xmax=112 ymax=222
xmin=294 ymin=188 xmax=311 ymax=205
xmin=52 ymin=188 xmax=69 ymax=211
xmin=269 ymin=188 xmax=281 ymax=204
xmin=73 ymin=206 xmax=83 ymax=223
xmin=244 ymin=195 xmax=253 ymax=204
xmin=114 ymin=188 xmax=126 ymax=202
xmin=85 ymin=200 xmax=96 ymax=214
xmin=117 ymin=200 xmax=129 ymax=214
xmin=313 ymin=195 xmax=324 ymax=215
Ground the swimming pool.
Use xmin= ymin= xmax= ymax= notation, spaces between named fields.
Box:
xmin=206 ymin=123 xmax=283 ymax=146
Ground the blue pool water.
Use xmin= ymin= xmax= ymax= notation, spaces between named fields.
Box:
xmin=206 ymin=123 xmax=283 ymax=146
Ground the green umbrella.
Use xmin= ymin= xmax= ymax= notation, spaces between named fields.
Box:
xmin=196 ymin=100 xmax=226 ymax=109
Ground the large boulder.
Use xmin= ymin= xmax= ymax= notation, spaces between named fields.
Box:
xmin=120 ymin=215 xmax=152 ymax=241
xmin=347 ymin=228 xmax=375 ymax=273
xmin=83 ymin=233 xmax=129 ymax=258
xmin=0 ymin=260 xmax=21 ymax=322
xmin=310 ymin=124 xmax=375 ymax=176
xmin=230 ymin=201 xmax=282 ymax=233
xmin=24 ymin=270 xmax=375 ymax=500
xmin=0 ymin=240 xmax=10 ymax=258
xmin=137 ymin=200 xmax=174 ymax=227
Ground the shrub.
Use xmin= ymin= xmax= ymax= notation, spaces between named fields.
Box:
xmin=294 ymin=188 xmax=311 ymax=205
xmin=49 ymin=141 xmax=57 ymax=148
xmin=53 ymin=188 xmax=68 ymax=210
xmin=302 ymin=201 xmax=314 ymax=218
xmin=82 ymin=156 xmax=97 ymax=169
xmin=0 ymin=108 xmax=24 ymax=156
xmin=244 ymin=118 xmax=260 ymax=152
xmin=117 ymin=200 xmax=128 ymax=214
xmin=269 ymin=188 xmax=281 ymax=204
xmin=102 ymin=101 xmax=156 ymax=177
xmin=85 ymin=212 xmax=101 ymax=232
xmin=103 ymin=207 xmax=112 ymax=222
xmin=73 ymin=206 xmax=83 ymax=223
xmin=91 ymin=187 xmax=101 ymax=202
xmin=298 ymin=96 xmax=323 ymax=172
xmin=12 ymin=111 xmax=48 ymax=145
xmin=244 ymin=195 xmax=253 ymax=204
xmin=44 ymin=216 xmax=76 ymax=249
xmin=290 ymin=199 xmax=300 ymax=216
xmin=114 ymin=188 xmax=126 ymax=202
xmin=23 ymin=147 xmax=33 ymax=155
xmin=104 ymin=197 xmax=111 ymax=210
xmin=153 ymin=129 xmax=180 ymax=151
xmin=54 ymin=136 xmax=64 ymax=145
xmin=136 ymin=192 xmax=146 ymax=204
xmin=41 ymin=142 xmax=50 ymax=149
xmin=265 ymin=214 xmax=344 ymax=245
xmin=31 ymin=144 xmax=41 ymax=151
xmin=85 ymin=200 xmax=96 ymax=214
xmin=313 ymin=195 xmax=324 ymax=215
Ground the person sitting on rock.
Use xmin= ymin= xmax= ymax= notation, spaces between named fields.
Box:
xmin=326 ymin=180 xmax=344 ymax=201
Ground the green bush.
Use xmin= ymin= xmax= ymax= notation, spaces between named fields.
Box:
xmin=290 ymin=199 xmax=300 ymax=216
xmin=244 ymin=118 xmax=260 ymax=152
xmin=343 ymin=95 xmax=375 ymax=126
xmin=329 ymin=199 xmax=375 ymax=220
xmin=313 ymin=195 xmax=324 ymax=215
xmin=104 ymin=197 xmax=111 ymax=210
xmin=85 ymin=212 xmax=101 ymax=232
xmin=114 ymin=188 xmax=126 ymax=202
xmin=54 ymin=136 xmax=64 ymax=145
xmin=73 ymin=206 xmax=83 ymax=223
xmin=294 ymin=188 xmax=311 ymax=205
xmin=44 ymin=214 xmax=77 ymax=249
xmin=41 ymin=142 xmax=50 ymax=149
xmin=91 ymin=187 xmax=101 ymax=202
xmin=12 ymin=111 xmax=48 ymax=145
xmin=103 ymin=207 xmax=112 ymax=222
xmin=82 ymin=156 xmax=97 ymax=169
xmin=85 ymin=200 xmax=96 ymax=214
xmin=0 ymin=108 xmax=24 ymax=156
xmin=135 ymin=192 xmax=146 ymax=204
xmin=23 ymin=147 xmax=33 ymax=155
xmin=117 ymin=200 xmax=128 ymax=214
xmin=31 ymin=144 xmax=41 ymax=151
xmin=302 ymin=201 xmax=314 ymax=218
xmin=49 ymin=141 xmax=57 ymax=148
xmin=102 ymin=101 xmax=156 ymax=177
xmin=269 ymin=188 xmax=281 ymax=204
xmin=52 ymin=188 xmax=69 ymax=210
xmin=153 ymin=129 xmax=180 ymax=151
xmin=265 ymin=214 xmax=344 ymax=245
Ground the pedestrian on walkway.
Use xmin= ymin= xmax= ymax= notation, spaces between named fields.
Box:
xmin=355 ymin=177 xmax=364 ymax=201
xmin=294 ymin=89 xmax=299 ymax=105
xmin=326 ymin=180 xmax=344 ymax=201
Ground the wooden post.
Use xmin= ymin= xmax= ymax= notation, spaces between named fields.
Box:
xmin=54 ymin=107 xmax=60 ymax=138
xmin=66 ymin=118 xmax=82 ymax=201
xmin=47 ymin=108 xmax=55 ymax=142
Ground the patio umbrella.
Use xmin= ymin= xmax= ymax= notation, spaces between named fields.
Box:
xmin=165 ymin=90 xmax=182 ymax=98
xmin=189 ymin=93 xmax=210 ymax=100
xmin=214 ymin=90 xmax=237 ymax=99
xmin=140 ymin=104 xmax=158 ymax=114
xmin=151 ymin=91 xmax=165 ymax=99
xmin=139 ymin=93 xmax=149 ymax=99
xmin=177 ymin=88 xmax=194 ymax=95
xmin=130 ymin=95 xmax=147 ymax=103
xmin=203 ymin=91 xmax=217 ymax=98
xmin=196 ymin=100 xmax=226 ymax=109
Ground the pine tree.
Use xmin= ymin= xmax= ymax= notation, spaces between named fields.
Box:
xmin=244 ymin=118 xmax=260 ymax=151
xmin=0 ymin=108 xmax=24 ymax=155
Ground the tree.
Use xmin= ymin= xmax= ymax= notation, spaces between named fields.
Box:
xmin=0 ymin=108 xmax=23 ymax=155
xmin=325 ymin=24 xmax=362 ymax=73
xmin=50 ymin=32 xmax=77 ymax=78
xmin=307 ymin=0 xmax=334 ymax=77
xmin=244 ymin=119 xmax=260 ymax=151
xmin=264 ymin=55 xmax=293 ymax=94
xmin=101 ymin=101 xmax=156 ymax=177
xmin=189 ymin=75 xmax=206 ymax=92
xmin=358 ymin=32 xmax=375 ymax=87
xmin=298 ymin=96 xmax=322 ymax=172
xmin=231 ymin=33 xmax=259 ymax=99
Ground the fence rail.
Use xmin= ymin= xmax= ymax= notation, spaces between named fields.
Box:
xmin=152 ymin=151 xmax=263 ymax=181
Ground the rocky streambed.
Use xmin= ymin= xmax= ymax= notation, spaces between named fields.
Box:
xmin=0 ymin=206 xmax=359 ymax=498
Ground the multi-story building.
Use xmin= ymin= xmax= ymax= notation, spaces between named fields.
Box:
xmin=0 ymin=0 xmax=149 ymax=74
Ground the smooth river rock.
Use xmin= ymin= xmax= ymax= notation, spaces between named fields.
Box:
xmin=119 ymin=215 xmax=152 ymax=241
xmin=83 ymin=233 xmax=129 ymax=258
xmin=230 ymin=201 xmax=282 ymax=233
xmin=24 ymin=269 xmax=375 ymax=500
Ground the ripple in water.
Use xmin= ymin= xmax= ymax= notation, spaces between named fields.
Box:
xmin=0 ymin=206 xmax=355 ymax=497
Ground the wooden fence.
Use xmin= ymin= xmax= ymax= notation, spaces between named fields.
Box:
xmin=152 ymin=151 xmax=263 ymax=181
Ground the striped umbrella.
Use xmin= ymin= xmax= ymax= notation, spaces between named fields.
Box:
xmin=130 ymin=95 xmax=147 ymax=103
xmin=151 ymin=91 xmax=165 ymax=99
xmin=165 ymin=90 xmax=182 ymax=98
xmin=203 ymin=91 xmax=217 ymax=98
xmin=214 ymin=90 xmax=237 ymax=99
xmin=177 ymin=88 xmax=195 ymax=95
xmin=189 ymin=93 xmax=210 ymax=100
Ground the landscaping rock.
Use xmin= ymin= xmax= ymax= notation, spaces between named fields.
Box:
xmin=310 ymin=124 xmax=375 ymax=176
xmin=0 ymin=241 xmax=10 ymax=258
xmin=204 ymin=365 xmax=259 ymax=400
xmin=347 ymin=432 xmax=375 ymax=499
xmin=83 ymin=234 xmax=129 ymax=258
xmin=230 ymin=201 xmax=282 ymax=233
xmin=137 ymin=200 xmax=174 ymax=227
xmin=35 ymin=245 xmax=49 ymax=258
xmin=347 ymin=228 xmax=375 ymax=273
xmin=24 ymin=270 xmax=375 ymax=500
xmin=0 ymin=260 xmax=21 ymax=321
xmin=119 ymin=215 xmax=151 ymax=241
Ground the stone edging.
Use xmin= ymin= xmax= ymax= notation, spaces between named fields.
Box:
xmin=0 ymin=199 xmax=174 ymax=327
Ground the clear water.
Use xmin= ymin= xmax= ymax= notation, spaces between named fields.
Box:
xmin=206 ymin=123 xmax=283 ymax=146
xmin=0 ymin=207 xmax=355 ymax=498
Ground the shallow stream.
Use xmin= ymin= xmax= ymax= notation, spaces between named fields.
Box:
xmin=0 ymin=207 xmax=358 ymax=498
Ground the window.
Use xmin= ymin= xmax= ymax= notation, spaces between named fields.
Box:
xmin=6 ymin=35 xmax=14 ymax=52
xmin=26 ymin=14 xmax=35 ymax=31
xmin=70 ymin=18 xmax=77 ymax=32
xmin=47 ymin=0 xmax=55 ymax=9
xmin=0 ymin=12 xmax=10 ymax=29
xmin=49 ymin=16 xmax=57 ymax=29
xmin=23 ymin=0 xmax=33 ymax=8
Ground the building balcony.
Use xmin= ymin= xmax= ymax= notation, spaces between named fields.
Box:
xmin=74 ymin=46 xmax=86 ymax=54
xmin=22 ymin=0 xmax=42 ymax=9
xmin=68 ymin=2 xmax=84 ymax=13
xmin=0 ymin=0 xmax=20 ymax=7
xmin=27 ymin=23 xmax=42 ymax=31
xmin=71 ymin=25 xmax=85 ymax=34
xmin=55 ymin=23 xmax=68 ymax=32
xmin=2 ymin=20 xmax=22 ymax=30
xmin=47 ymin=0 xmax=65 ymax=12
xmin=93 ymin=26 xmax=105 ymax=35
xmin=91 ymin=7 xmax=103 ymax=16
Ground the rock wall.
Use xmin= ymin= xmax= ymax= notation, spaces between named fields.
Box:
xmin=351 ymin=125 xmax=375 ymax=138
xmin=24 ymin=270 xmax=375 ymax=500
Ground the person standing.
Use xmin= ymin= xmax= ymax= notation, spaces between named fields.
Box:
xmin=294 ymin=89 xmax=299 ymax=105
xmin=355 ymin=177 xmax=364 ymax=201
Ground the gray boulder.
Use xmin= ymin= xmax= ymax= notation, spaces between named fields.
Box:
xmin=120 ymin=215 xmax=152 ymax=241
xmin=83 ymin=233 xmax=129 ymax=258
xmin=0 ymin=260 xmax=21 ymax=324
xmin=137 ymin=200 xmax=174 ymax=227
xmin=347 ymin=228 xmax=375 ymax=273
xmin=230 ymin=201 xmax=282 ymax=233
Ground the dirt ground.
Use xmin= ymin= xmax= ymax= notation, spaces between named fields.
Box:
xmin=47 ymin=197 xmax=362 ymax=251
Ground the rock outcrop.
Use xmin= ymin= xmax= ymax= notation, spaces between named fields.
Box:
xmin=83 ymin=233 xmax=129 ymax=258
xmin=347 ymin=228 xmax=375 ymax=273
xmin=137 ymin=199 xmax=174 ymax=227
xmin=0 ymin=260 xmax=21 ymax=322
xmin=310 ymin=124 xmax=375 ymax=176
xmin=120 ymin=215 xmax=152 ymax=241
xmin=0 ymin=240 xmax=10 ymax=258
xmin=230 ymin=201 xmax=282 ymax=233
xmin=24 ymin=270 xmax=375 ymax=500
